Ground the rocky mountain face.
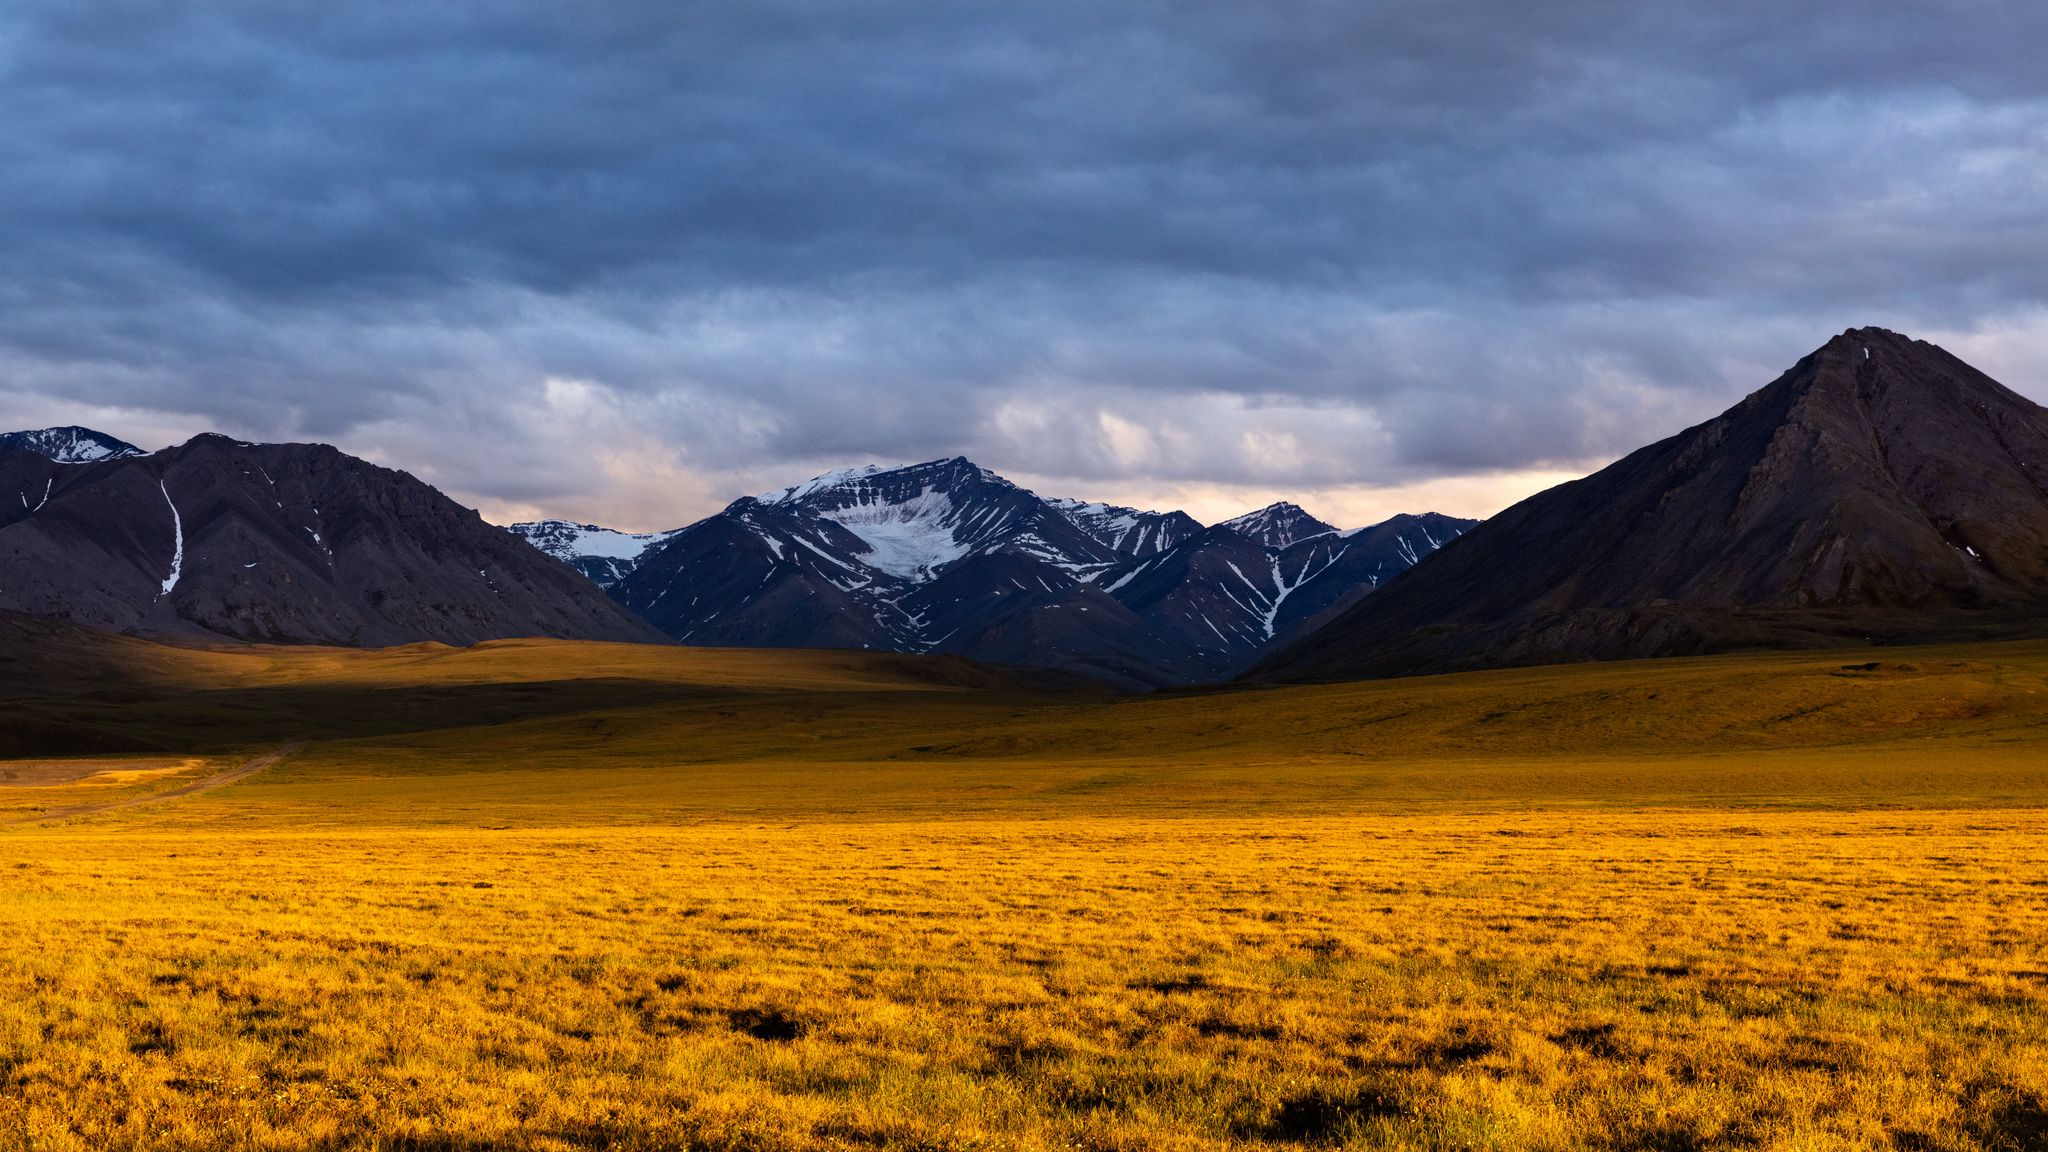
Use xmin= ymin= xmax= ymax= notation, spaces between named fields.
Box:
xmin=592 ymin=458 xmax=1469 ymax=687
xmin=1254 ymin=327 xmax=2048 ymax=681
xmin=0 ymin=431 xmax=665 ymax=647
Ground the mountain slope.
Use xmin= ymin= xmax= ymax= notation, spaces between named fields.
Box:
xmin=1254 ymin=327 xmax=2048 ymax=681
xmin=0 ymin=433 xmax=665 ymax=646
xmin=613 ymin=498 xmax=904 ymax=650
xmin=1261 ymin=513 xmax=1478 ymax=641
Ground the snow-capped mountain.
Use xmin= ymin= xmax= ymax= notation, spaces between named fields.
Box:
xmin=0 ymin=426 xmax=146 ymax=464
xmin=585 ymin=457 xmax=1474 ymax=687
xmin=1220 ymin=501 xmax=1336 ymax=548
xmin=757 ymin=458 xmax=1120 ymax=578
xmin=611 ymin=458 xmax=1126 ymax=657
xmin=507 ymin=520 xmax=682 ymax=587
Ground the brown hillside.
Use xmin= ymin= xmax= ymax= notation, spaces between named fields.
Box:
xmin=1255 ymin=327 xmax=2048 ymax=680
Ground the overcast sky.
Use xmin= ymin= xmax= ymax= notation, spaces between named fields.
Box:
xmin=6 ymin=1 xmax=2048 ymax=530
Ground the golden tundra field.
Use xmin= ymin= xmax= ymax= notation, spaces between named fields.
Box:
xmin=3 ymin=623 xmax=2048 ymax=1151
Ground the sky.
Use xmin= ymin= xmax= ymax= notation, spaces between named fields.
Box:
xmin=5 ymin=1 xmax=2048 ymax=531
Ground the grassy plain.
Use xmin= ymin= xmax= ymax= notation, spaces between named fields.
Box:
xmin=3 ymin=629 xmax=2048 ymax=1150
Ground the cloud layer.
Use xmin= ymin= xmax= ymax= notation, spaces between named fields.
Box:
xmin=5 ymin=1 xmax=2048 ymax=528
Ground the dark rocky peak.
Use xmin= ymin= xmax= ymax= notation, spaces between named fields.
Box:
xmin=735 ymin=457 xmax=1112 ymax=582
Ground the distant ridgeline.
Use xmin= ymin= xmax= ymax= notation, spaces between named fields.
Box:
xmin=515 ymin=458 xmax=1473 ymax=688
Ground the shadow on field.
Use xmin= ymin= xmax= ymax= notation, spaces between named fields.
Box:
xmin=1233 ymin=1084 xmax=1404 ymax=1144
xmin=0 ymin=679 xmax=743 ymax=758
xmin=1966 ymin=1085 xmax=2048 ymax=1150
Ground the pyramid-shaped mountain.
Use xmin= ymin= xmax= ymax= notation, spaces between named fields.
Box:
xmin=1253 ymin=327 xmax=2048 ymax=681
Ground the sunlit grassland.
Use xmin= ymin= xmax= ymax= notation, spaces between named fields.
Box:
xmin=6 ymin=814 xmax=2046 ymax=1151
xmin=3 ymin=633 xmax=2048 ymax=1149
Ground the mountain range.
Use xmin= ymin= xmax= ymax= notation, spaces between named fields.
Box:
xmin=518 ymin=458 xmax=1471 ymax=688
xmin=9 ymin=326 xmax=2044 ymax=689
xmin=0 ymin=428 xmax=1467 ymax=686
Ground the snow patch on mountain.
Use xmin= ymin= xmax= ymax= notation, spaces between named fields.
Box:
xmin=1050 ymin=499 xmax=1144 ymax=533
xmin=513 ymin=520 xmax=678 ymax=562
xmin=18 ymin=478 xmax=53 ymax=514
xmin=506 ymin=519 xmax=684 ymax=587
xmin=817 ymin=487 xmax=973 ymax=581
xmin=158 ymin=480 xmax=184 ymax=597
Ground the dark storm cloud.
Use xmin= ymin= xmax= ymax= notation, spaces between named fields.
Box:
xmin=4 ymin=0 xmax=2048 ymax=518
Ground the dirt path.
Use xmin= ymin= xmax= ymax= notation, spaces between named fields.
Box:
xmin=2 ymin=743 xmax=302 ymax=826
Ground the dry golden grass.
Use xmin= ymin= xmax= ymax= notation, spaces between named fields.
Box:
xmin=3 ymin=632 xmax=2048 ymax=1149
xmin=4 ymin=814 xmax=2046 ymax=1151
